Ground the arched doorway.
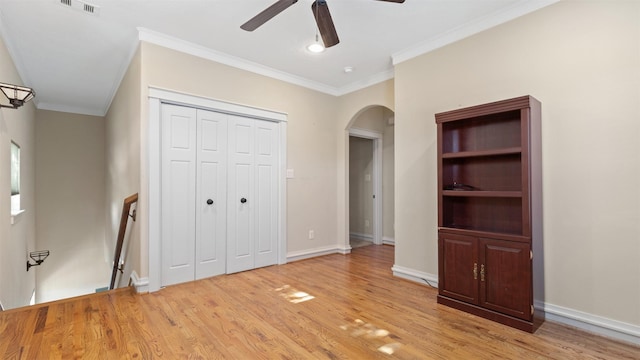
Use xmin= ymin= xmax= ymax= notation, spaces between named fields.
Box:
xmin=346 ymin=106 xmax=395 ymax=249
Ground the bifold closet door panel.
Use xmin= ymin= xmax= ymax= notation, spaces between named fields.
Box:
xmin=227 ymin=116 xmax=255 ymax=274
xmin=254 ymin=120 xmax=279 ymax=268
xmin=195 ymin=109 xmax=228 ymax=280
xmin=227 ymin=116 xmax=279 ymax=273
xmin=161 ymin=104 xmax=198 ymax=287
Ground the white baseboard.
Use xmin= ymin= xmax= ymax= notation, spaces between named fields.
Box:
xmin=393 ymin=264 xmax=640 ymax=346
xmin=351 ymin=233 xmax=395 ymax=245
xmin=349 ymin=232 xmax=373 ymax=241
xmin=391 ymin=265 xmax=438 ymax=288
xmin=536 ymin=301 xmax=640 ymax=345
xmin=130 ymin=271 xmax=149 ymax=294
xmin=287 ymin=245 xmax=350 ymax=263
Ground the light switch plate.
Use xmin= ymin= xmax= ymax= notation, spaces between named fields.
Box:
xmin=286 ymin=169 xmax=295 ymax=179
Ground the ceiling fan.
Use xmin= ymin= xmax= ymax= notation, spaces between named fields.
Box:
xmin=241 ymin=0 xmax=406 ymax=49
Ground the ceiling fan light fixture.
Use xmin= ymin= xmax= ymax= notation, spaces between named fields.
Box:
xmin=307 ymin=33 xmax=325 ymax=53
xmin=307 ymin=42 xmax=325 ymax=53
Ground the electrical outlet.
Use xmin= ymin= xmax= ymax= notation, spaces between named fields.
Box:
xmin=365 ymin=220 xmax=370 ymax=227
xmin=308 ymin=230 xmax=314 ymax=240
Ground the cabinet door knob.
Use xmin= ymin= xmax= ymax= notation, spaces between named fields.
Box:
xmin=473 ymin=263 xmax=478 ymax=280
xmin=240 ymin=198 xmax=247 ymax=204
xmin=480 ymin=264 xmax=485 ymax=282
xmin=206 ymin=199 xmax=214 ymax=205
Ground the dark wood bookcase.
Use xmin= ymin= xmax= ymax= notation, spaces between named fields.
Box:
xmin=435 ymin=96 xmax=543 ymax=332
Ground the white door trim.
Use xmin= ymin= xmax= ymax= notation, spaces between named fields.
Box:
xmin=348 ymin=127 xmax=383 ymax=245
xmin=148 ymin=87 xmax=288 ymax=292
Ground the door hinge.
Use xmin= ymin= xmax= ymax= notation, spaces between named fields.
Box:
xmin=531 ymin=305 xmax=534 ymax=316
xmin=530 ymin=250 xmax=533 ymax=260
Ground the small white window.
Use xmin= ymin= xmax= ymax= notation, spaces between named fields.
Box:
xmin=10 ymin=141 xmax=21 ymax=213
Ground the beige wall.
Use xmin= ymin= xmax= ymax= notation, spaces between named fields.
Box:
xmin=394 ymin=0 xmax=640 ymax=326
xmin=0 ymin=34 xmax=36 ymax=310
xmin=105 ymin=46 xmax=142 ymax=282
xmin=35 ymin=110 xmax=108 ymax=302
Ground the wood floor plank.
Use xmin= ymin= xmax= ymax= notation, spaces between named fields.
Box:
xmin=1 ymin=245 xmax=638 ymax=359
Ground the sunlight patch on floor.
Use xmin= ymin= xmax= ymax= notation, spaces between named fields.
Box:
xmin=274 ymin=285 xmax=315 ymax=304
xmin=340 ymin=319 xmax=403 ymax=355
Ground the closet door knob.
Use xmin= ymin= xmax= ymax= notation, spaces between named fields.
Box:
xmin=240 ymin=198 xmax=247 ymax=204
xmin=206 ymin=199 xmax=214 ymax=205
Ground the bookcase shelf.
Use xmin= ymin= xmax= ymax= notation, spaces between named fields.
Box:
xmin=442 ymin=154 xmax=522 ymax=193
xmin=442 ymin=196 xmax=522 ymax=235
xmin=442 ymin=147 xmax=522 ymax=159
xmin=442 ymin=191 xmax=522 ymax=198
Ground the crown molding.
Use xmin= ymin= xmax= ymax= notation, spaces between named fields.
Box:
xmin=36 ymin=101 xmax=106 ymax=117
xmin=137 ymin=27 xmax=398 ymax=98
xmin=335 ymin=68 xmax=395 ymax=96
xmin=392 ymin=0 xmax=561 ymax=65
xmin=137 ymin=27 xmax=343 ymax=96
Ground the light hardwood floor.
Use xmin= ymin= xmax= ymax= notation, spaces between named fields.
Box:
xmin=1 ymin=245 xmax=638 ymax=359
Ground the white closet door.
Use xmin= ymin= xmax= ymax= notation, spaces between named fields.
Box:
xmin=227 ymin=115 xmax=255 ymax=273
xmin=161 ymin=104 xmax=197 ymax=286
xmin=195 ymin=110 xmax=227 ymax=279
xmin=162 ymin=105 xmax=280 ymax=281
xmin=254 ymin=120 xmax=279 ymax=268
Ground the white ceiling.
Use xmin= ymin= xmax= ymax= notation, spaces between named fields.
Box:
xmin=0 ymin=0 xmax=557 ymax=116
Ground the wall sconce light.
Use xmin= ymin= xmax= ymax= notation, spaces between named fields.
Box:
xmin=27 ymin=250 xmax=50 ymax=271
xmin=0 ymin=82 xmax=35 ymax=109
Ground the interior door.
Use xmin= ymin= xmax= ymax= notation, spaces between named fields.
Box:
xmin=349 ymin=136 xmax=374 ymax=243
xmin=195 ymin=110 xmax=228 ymax=279
xmin=161 ymin=104 xmax=197 ymax=286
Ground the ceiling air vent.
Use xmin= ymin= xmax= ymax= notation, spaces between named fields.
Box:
xmin=58 ymin=0 xmax=100 ymax=16
xmin=83 ymin=3 xmax=96 ymax=14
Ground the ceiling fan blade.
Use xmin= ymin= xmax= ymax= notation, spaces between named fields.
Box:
xmin=311 ymin=0 xmax=339 ymax=48
xmin=375 ymin=0 xmax=405 ymax=3
xmin=241 ymin=0 xmax=298 ymax=31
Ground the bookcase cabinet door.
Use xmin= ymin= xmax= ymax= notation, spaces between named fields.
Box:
xmin=438 ymin=232 xmax=478 ymax=305
xmin=480 ymin=238 xmax=532 ymax=321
